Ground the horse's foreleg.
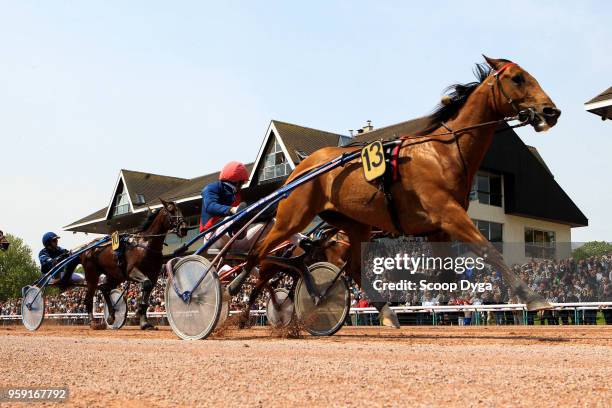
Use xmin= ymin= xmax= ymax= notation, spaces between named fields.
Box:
xmin=129 ymin=268 xmax=155 ymax=330
xmin=84 ymin=279 xmax=101 ymax=329
xmin=81 ymin=254 xmax=102 ymax=329
xmin=439 ymin=203 xmax=550 ymax=311
xmin=347 ymin=224 xmax=400 ymax=328
xmin=320 ymin=212 xmax=399 ymax=328
xmin=84 ymin=282 xmax=95 ymax=325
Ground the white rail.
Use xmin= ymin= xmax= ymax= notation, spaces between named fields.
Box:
xmin=1 ymin=302 xmax=610 ymax=321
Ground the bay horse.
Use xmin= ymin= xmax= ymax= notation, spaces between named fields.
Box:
xmin=81 ymin=199 xmax=187 ymax=329
xmin=0 ymin=231 xmax=9 ymax=251
xmin=248 ymin=56 xmax=561 ymax=325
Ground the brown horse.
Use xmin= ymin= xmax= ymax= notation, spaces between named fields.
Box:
xmin=0 ymin=230 xmax=9 ymax=251
xmin=81 ymin=199 xmax=187 ymax=329
xmin=248 ymin=56 xmax=561 ymax=324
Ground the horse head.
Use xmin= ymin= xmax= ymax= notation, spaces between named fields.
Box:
xmin=483 ymin=55 xmax=561 ymax=132
xmin=159 ymin=198 xmax=189 ymax=238
xmin=0 ymin=231 xmax=9 ymax=251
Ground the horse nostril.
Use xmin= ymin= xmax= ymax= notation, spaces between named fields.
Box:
xmin=542 ymin=106 xmax=561 ymax=118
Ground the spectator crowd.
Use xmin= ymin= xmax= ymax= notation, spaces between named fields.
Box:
xmin=2 ymin=255 xmax=611 ymax=325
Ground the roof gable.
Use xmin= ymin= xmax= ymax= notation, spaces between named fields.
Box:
xmin=271 ymin=120 xmax=345 ymax=163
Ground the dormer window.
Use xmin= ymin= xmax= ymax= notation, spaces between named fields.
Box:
xmin=135 ymin=194 xmax=146 ymax=205
xmin=113 ymin=190 xmax=130 ymax=216
xmin=259 ymin=137 xmax=291 ymax=182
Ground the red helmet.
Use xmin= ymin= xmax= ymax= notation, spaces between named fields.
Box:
xmin=219 ymin=161 xmax=249 ymax=183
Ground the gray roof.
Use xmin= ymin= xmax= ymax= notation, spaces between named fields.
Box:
xmin=350 ymin=117 xmax=431 ymax=143
xmin=65 ymin=207 xmax=107 ymax=227
xmin=585 ymin=87 xmax=612 ymax=104
xmin=121 ymin=169 xmax=188 ymax=210
xmin=272 ymin=120 xmax=345 ymax=163
xmin=65 ymin=165 xmax=253 ymax=230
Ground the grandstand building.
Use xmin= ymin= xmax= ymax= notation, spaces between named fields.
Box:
xmin=64 ymin=118 xmax=587 ymax=264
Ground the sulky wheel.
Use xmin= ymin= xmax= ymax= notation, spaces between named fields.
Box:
xmin=22 ymin=286 xmax=45 ymax=331
xmin=266 ymin=288 xmax=294 ymax=328
xmin=294 ymin=262 xmax=350 ymax=336
xmin=104 ymin=289 xmax=127 ymax=330
xmin=165 ymin=255 xmax=222 ymax=340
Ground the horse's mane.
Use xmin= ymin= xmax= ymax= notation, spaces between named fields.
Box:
xmin=139 ymin=209 xmax=160 ymax=231
xmin=418 ymin=61 xmax=509 ymax=135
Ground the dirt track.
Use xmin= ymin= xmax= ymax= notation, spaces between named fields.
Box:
xmin=1 ymin=325 xmax=610 ymax=407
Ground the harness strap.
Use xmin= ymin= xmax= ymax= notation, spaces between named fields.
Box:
xmin=381 ymin=140 xmax=405 ymax=234
xmin=390 ymin=141 xmax=402 ymax=181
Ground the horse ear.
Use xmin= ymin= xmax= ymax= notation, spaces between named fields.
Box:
xmin=159 ymin=197 xmax=168 ymax=208
xmin=482 ymin=55 xmax=505 ymax=71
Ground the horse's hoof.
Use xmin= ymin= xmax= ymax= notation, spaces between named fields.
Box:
xmin=90 ymin=321 xmax=107 ymax=330
xmin=106 ymin=315 xmax=115 ymax=325
xmin=526 ymin=299 xmax=552 ymax=311
xmin=379 ymin=304 xmax=400 ymax=328
xmin=140 ymin=322 xmax=155 ymax=330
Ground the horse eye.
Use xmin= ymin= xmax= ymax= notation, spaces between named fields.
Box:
xmin=511 ymin=74 xmax=524 ymax=85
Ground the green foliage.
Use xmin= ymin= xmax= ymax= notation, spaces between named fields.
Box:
xmin=0 ymin=233 xmax=40 ymax=301
xmin=572 ymin=241 xmax=612 ymax=261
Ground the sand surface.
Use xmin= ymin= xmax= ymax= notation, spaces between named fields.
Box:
xmin=1 ymin=325 xmax=610 ymax=407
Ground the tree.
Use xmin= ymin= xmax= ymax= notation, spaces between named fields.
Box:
xmin=0 ymin=233 xmax=40 ymax=301
xmin=572 ymin=241 xmax=612 ymax=261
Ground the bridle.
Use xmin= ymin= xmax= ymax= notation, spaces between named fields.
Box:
xmin=489 ymin=62 xmax=521 ymax=115
xmin=164 ymin=206 xmax=188 ymax=236
xmin=131 ymin=206 xmax=188 ymax=240
xmin=488 ymin=62 xmax=538 ymax=124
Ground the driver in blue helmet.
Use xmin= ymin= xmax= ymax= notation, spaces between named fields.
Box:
xmin=38 ymin=232 xmax=84 ymax=288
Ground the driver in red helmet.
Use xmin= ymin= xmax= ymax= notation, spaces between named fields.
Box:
xmin=201 ymin=161 xmax=274 ymax=253
xmin=200 ymin=161 xmax=249 ymax=233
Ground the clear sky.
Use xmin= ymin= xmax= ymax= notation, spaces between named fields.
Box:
xmin=1 ymin=1 xmax=610 ymax=259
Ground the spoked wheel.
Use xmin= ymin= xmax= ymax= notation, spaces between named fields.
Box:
xmin=22 ymin=286 xmax=45 ymax=331
xmin=165 ymin=255 xmax=222 ymax=340
xmin=294 ymin=262 xmax=350 ymax=336
xmin=266 ymin=288 xmax=294 ymax=328
xmin=104 ymin=289 xmax=127 ymax=330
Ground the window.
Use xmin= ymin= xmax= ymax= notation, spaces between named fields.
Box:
xmin=259 ymin=137 xmax=291 ymax=183
xmin=525 ymin=227 xmax=556 ymax=259
xmin=470 ymin=172 xmax=502 ymax=207
xmin=113 ymin=192 xmax=130 ymax=216
xmin=135 ymin=194 xmax=146 ymax=205
xmin=474 ymin=220 xmax=503 ymax=242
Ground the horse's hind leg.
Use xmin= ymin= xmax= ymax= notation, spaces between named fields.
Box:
xmin=129 ymin=267 xmax=155 ymax=330
xmin=241 ymin=193 xmax=319 ymax=291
